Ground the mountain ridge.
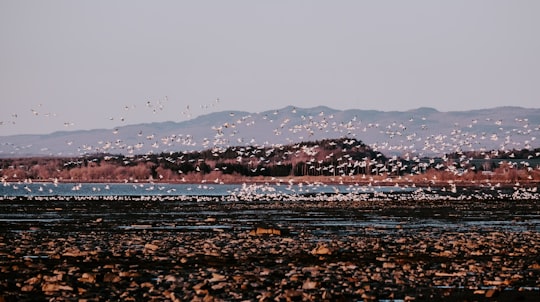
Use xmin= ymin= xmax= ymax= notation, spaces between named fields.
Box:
xmin=1 ymin=106 xmax=539 ymax=157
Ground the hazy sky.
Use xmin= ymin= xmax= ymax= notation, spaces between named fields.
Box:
xmin=1 ymin=0 xmax=539 ymax=135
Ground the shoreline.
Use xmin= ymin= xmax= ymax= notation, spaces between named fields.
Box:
xmin=7 ymin=176 xmax=540 ymax=189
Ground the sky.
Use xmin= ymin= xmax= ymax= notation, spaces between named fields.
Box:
xmin=1 ymin=0 xmax=539 ymax=136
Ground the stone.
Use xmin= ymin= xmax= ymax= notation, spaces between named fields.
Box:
xmin=103 ymin=272 xmax=121 ymax=283
xmin=211 ymin=282 xmax=227 ymax=290
xmin=144 ymin=243 xmax=159 ymax=251
xmin=485 ymin=288 xmax=498 ymax=298
xmin=284 ymin=289 xmax=303 ymax=299
xmin=78 ymin=272 xmax=96 ymax=283
xmin=209 ymin=273 xmax=227 ymax=282
xmin=21 ymin=285 xmax=34 ymax=292
xmin=302 ymin=279 xmax=319 ymax=290
xmin=42 ymin=283 xmax=73 ymax=292
xmin=25 ymin=276 xmax=41 ymax=285
xmin=249 ymin=227 xmax=281 ymax=236
xmin=164 ymin=275 xmax=177 ymax=282
xmin=311 ymin=244 xmax=332 ymax=255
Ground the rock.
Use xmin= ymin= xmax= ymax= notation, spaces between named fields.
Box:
xmin=78 ymin=272 xmax=96 ymax=283
xmin=144 ymin=243 xmax=159 ymax=251
xmin=485 ymin=288 xmax=498 ymax=298
xmin=211 ymin=282 xmax=227 ymax=290
xmin=203 ymin=294 xmax=215 ymax=302
xmin=103 ymin=272 xmax=121 ymax=283
xmin=140 ymin=282 xmax=153 ymax=289
xmin=41 ymin=283 xmax=73 ymax=292
xmin=302 ymin=279 xmax=319 ymax=290
xmin=284 ymin=289 xmax=303 ymax=299
xmin=164 ymin=275 xmax=177 ymax=282
xmin=311 ymin=244 xmax=332 ymax=255
xmin=361 ymin=293 xmax=377 ymax=301
xmin=484 ymin=280 xmax=504 ymax=286
xmin=193 ymin=281 xmax=209 ymax=295
xmin=434 ymin=272 xmax=466 ymax=277
xmin=259 ymin=268 xmax=271 ymax=276
xmin=119 ymin=271 xmax=140 ymax=278
xmin=21 ymin=285 xmax=34 ymax=292
xmin=25 ymin=275 xmax=41 ymax=285
xmin=396 ymin=237 xmax=407 ymax=244
xmin=63 ymin=250 xmax=87 ymax=257
xmin=208 ymin=273 xmax=227 ymax=282
xmin=167 ymin=292 xmax=181 ymax=302
xmin=249 ymin=227 xmax=281 ymax=236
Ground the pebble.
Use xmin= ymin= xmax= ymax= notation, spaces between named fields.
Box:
xmin=0 ymin=196 xmax=539 ymax=301
xmin=311 ymin=244 xmax=332 ymax=255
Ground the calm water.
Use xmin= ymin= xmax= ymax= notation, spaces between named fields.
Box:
xmin=2 ymin=181 xmax=539 ymax=235
xmin=0 ymin=181 xmax=413 ymax=197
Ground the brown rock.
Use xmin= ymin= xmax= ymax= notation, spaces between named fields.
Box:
xmin=21 ymin=285 xmax=34 ymax=292
xmin=144 ymin=243 xmax=159 ymax=251
xmin=164 ymin=275 xmax=177 ymax=282
xmin=473 ymin=289 xmax=485 ymax=295
xmin=485 ymin=288 xmax=498 ymax=298
xmin=140 ymin=282 xmax=153 ymax=288
xmin=42 ymin=283 xmax=73 ymax=292
xmin=25 ymin=275 xmax=42 ymax=285
xmin=211 ymin=282 xmax=227 ymax=290
xmin=284 ymin=289 xmax=303 ymax=299
xmin=78 ymin=272 xmax=96 ymax=283
xmin=103 ymin=272 xmax=121 ymax=283
xmin=361 ymin=293 xmax=377 ymax=301
xmin=311 ymin=244 xmax=332 ymax=255
xmin=249 ymin=227 xmax=281 ymax=236
xmin=208 ymin=273 xmax=227 ymax=282
xmin=203 ymin=294 xmax=215 ymax=302
xmin=63 ymin=250 xmax=88 ymax=257
xmin=193 ymin=281 xmax=209 ymax=295
xmin=43 ymin=273 xmax=63 ymax=282
xmin=302 ymin=279 xmax=319 ymax=290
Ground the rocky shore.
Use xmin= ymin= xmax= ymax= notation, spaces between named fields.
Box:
xmin=1 ymin=195 xmax=539 ymax=301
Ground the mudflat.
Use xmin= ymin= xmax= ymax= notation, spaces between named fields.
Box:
xmin=1 ymin=195 xmax=539 ymax=301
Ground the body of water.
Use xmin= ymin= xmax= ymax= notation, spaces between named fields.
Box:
xmin=0 ymin=181 xmax=413 ymax=197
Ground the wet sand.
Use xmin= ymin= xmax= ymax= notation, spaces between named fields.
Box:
xmin=1 ymin=194 xmax=539 ymax=301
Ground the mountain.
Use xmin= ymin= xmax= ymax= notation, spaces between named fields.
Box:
xmin=1 ymin=106 xmax=539 ymax=157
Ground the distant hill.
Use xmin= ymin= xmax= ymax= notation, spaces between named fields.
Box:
xmin=1 ymin=106 xmax=539 ymax=157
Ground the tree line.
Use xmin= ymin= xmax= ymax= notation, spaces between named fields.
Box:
xmin=1 ymin=138 xmax=539 ymax=183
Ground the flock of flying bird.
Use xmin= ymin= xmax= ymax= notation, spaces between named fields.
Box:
xmin=1 ymin=97 xmax=540 ymax=201
xmin=1 ymin=98 xmax=540 ymax=178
